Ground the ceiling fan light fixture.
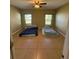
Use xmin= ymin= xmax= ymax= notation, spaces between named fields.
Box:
xmin=34 ymin=5 xmax=40 ymax=8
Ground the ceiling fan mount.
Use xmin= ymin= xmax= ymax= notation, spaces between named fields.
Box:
xmin=33 ymin=1 xmax=47 ymax=8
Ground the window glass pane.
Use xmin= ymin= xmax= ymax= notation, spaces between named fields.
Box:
xmin=25 ymin=14 xmax=32 ymax=25
xmin=45 ymin=14 xmax=52 ymax=25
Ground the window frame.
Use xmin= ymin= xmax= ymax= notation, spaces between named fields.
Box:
xmin=45 ymin=14 xmax=53 ymax=26
xmin=24 ymin=14 xmax=32 ymax=25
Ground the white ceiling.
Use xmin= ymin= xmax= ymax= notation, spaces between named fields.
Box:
xmin=10 ymin=0 xmax=68 ymax=9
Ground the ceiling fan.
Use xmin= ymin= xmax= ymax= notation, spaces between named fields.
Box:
xmin=32 ymin=1 xmax=47 ymax=8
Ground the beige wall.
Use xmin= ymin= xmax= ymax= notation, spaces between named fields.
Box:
xmin=21 ymin=9 xmax=56 ymax=29
xmin=56 ymin=4 xmax=69 ymax=35
xmin=10 ymin=6 xmax=21 ymax=33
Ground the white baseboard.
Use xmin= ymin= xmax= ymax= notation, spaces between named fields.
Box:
xmin=12 ymin=28 xmax=22 ymax=35
xmin=56 ymin=29 xmax=65 ymax=37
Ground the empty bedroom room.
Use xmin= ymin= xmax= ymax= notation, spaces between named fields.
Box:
xmin=10 ymin=0 xmax=69 ymax=59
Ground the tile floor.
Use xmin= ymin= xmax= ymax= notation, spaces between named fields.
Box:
xmin=12 ymin=31 xmax=64 ymax=59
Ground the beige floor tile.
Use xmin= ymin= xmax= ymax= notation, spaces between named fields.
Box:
xmin=14 ymin=37 xmax=38 ymax=49
xmin=14 ymin=48 xmax=27 ymax=59
xmin=14 ymin=48 xmax=37 ymax=59
xmin=37 ymin=48 xmax=62 ymax=59
xmin=23 ymin=48 xmax=37 ymax=59
xmin=37 ymin=36 xmax=64 ymax=49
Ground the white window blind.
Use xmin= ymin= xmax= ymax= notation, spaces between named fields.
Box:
xmin=45 ymin=14 xmax=52 ymax=25
xmin=24 ymin=14 xmax=32 ymax=25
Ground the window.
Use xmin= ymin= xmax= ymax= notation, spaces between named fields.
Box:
xmin=45 ymin=14 xmax=52 ymax=25
xmin=24 ymin=14 xmax=32 ymax=25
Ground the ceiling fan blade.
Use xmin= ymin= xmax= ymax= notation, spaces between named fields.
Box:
xmin=40 ymin=3 xmax=47 ymax=5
